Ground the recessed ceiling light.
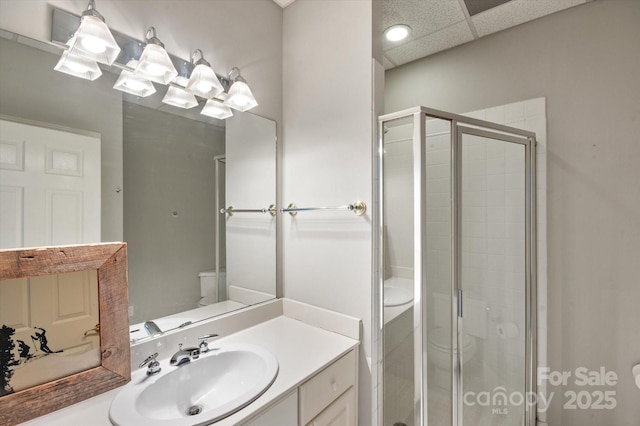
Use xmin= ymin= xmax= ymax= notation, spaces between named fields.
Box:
xmin=384 ymin=24 xmax=411 ymax=42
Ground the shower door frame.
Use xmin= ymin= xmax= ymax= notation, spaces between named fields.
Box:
xmin=374 ymin=106 xmax=537 ymax=426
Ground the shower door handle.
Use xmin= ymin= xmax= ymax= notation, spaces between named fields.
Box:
xmin=457 ymin=289 xmax=463 ymax=318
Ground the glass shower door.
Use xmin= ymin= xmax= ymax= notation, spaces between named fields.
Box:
xmin=456 ymin=126 xmax=533 ymax=426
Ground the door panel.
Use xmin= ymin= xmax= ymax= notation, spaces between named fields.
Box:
xmin=0 ymin=119 xmax=100 ymax=249
xmin=458 ymin=126 xmax=528 ymax=426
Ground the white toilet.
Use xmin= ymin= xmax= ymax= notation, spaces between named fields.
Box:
xmin=427 ymin=292 xmax=487 ymax=389
xmin=198 ymin=271 xmax=225 ymax=307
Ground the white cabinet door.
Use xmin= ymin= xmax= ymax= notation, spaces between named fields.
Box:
xmin=242 ymin=391 xmax=298 ymax=426
xmin=0 ymin=118 xmax=100 ymax=248
xmin=307 ymin=386 xmax=356 ymax=426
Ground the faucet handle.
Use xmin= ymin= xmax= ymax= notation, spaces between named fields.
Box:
xmin=139 ymin=352 xmax=161 ymax=376
xmin=198 ymin=334 xmax=219 ymax=353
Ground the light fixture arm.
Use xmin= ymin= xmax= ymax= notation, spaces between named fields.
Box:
xmin=82 ymin=0 xmax=105 ymax=22
xmin=144 ymin=26 xmax=164 ymax=47
xmin=228 ymin=66 xmax=246 ymax=83
xmin=191 ymin=49 xmax=211 ymax=67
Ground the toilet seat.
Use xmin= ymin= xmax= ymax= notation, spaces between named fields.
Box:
xmin=428 ymin=327 xmax=475 ymax=352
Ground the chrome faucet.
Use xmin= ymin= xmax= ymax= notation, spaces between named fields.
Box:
xmin=170 ymin=343 xmax=200 ymax=366
xmin=198 ymin=334 xmax=219 ymax=353
xmin=143 ymin=320 xmax=162 ymax=336
xmin=139 ymin=352 xmax=161 ymax=376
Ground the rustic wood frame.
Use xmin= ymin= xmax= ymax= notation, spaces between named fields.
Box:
xmin=0 ymin=243 xmax=130 ymax=425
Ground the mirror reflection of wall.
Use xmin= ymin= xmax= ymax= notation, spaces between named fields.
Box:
xmin=123 ymin=102 xmax=225 ymax=322
xmin=214 ymin=155 xmax=227 ymax=302
xmin=225 ymin=112 xmax=277 ymax=305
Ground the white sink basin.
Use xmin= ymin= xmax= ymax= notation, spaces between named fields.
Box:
xmin=109 ymin=344 xmax=279 ymax=425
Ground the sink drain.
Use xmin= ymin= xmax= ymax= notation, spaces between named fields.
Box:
xmin=187 ymin=404 xmax=203 ymax=416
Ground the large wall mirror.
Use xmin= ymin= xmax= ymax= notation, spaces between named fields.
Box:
xmin=0 ymin=27 xmax=277 ymax=343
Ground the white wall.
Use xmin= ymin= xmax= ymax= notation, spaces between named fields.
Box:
xmin=385 ymin=1 xmax=640 ymax=424
xmin=282 ymin=0 xmax=375 ymax=423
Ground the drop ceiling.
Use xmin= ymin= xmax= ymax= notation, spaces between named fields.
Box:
xmin=274 ymin=0 xmax=593 ymax=70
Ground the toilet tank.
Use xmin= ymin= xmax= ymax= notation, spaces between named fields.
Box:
xmin=432 ymin=292 xmax=488 ymax=339
xmin=199 ymin=271 xmax=217 ymax=298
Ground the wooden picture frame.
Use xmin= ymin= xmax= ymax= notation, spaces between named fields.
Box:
xmin=0 ymin=243 xmax=130 ymax=425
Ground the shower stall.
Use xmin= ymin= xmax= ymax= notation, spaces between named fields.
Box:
xmin=374 ymin=107 xmax=537 ymax=426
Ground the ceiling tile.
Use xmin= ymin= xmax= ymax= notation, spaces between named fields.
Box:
xmin=464 ymin=0 xmax=512 ymax=16
xmin=383 ymin=0 xmax=466 ymax=50
xmin=385 ymin=21 xmax=475 ymax=67
xmin=472 ymin=0 xmax=586 ymax=37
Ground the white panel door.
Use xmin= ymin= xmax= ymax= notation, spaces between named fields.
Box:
xmin=0 ymin=118 xmax=101 ymax=248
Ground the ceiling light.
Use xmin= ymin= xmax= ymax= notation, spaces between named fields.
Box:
xmin=384 ymin=24 xmax=411 ymax=42
xmin=113 ymin=60 xmax=156 ymax=97
xmin=134 ymin=27 xmax=178 ymax=85
xmin=201 ymin=98 xmax=234 ymax=120
xmin=162 ymin=76 xmax=198 ymax=109
xmin=224 ymin=67 xmax=258 ymax=112
xmin=66 ymin=0 xmax=121 ymax=65
xmin=54 ymin=50 xmax=102 ymax=80
xmin=185 ymin=49 xmax=224 ymax=99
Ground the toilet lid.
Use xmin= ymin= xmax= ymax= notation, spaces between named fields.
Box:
xmin=428 ymin=327 xmax=474 ymax=350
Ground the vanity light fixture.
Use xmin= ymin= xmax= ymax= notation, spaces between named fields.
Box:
xmin=50 ymin=7 xmax=259 ymax=119
xmin=134 ymin=27 xmax=178 ymax=85
xmin=113 ymin=60 xmax=156 ymax=97
xmin=65 ymin=0 xmax=121 ymax=65
xmin=54 ymin=49 xmax=102 ymax=81
xmin=201 ymin=97 xmax=234 ymax=120
xmin=162 ymin=76 xmax=198 ymax=109
xmin=185 ymin=49 xmax=224 ymax=99
xmin=384 ymin=24 xmax=411 ymax=42
xmin=224 ymin=67 xmax=258 ymax=112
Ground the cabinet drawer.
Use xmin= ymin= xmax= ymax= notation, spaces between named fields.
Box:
xmin=299 ymin=350 xmax=356 ymax=425
xmin=306 ymin=386 xmax=356 ymax=426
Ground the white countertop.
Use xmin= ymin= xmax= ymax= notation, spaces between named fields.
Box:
xmin=20 ymin=303 xmax=360 ymax=426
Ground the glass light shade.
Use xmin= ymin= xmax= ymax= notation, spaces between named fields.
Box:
xmin=224 ymin=81 xmax=258 ymax=112
xmin=185 ymin=63 xmax=224 ymax=99
xmin=162 ymin=77 xmax=198 ymax=109
xmin=54 ymin=50 xmax=102 ymax=80
xmin=113 ymin=61 xmax=156 ymax=97
xmin=67 ymin=15 xmax=121 ymax=65
xmin=135 ymin=43 xmax=178 ymax=85
xmin=201 ymin=99 xmax=233 ymax=119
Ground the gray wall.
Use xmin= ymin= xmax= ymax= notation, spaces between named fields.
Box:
xmin=123 ymin=103 xmax=224 ymax=322
xmin=385 ymin=1 xmax=640 ymax=425
xmin=0 ymin=37 xmax=123 ymax=242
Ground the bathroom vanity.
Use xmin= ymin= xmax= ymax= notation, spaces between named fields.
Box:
xmin=19 ymin=299 xmax=360 ymax=426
